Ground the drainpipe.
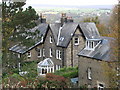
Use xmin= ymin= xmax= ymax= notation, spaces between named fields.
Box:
xmin=62 ymin=47 xmax=65 ymax=67
xmin=71 ymin=38 xmax=73 ymax=67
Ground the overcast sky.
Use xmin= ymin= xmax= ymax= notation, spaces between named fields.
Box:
xmin=25 ymin=0 xmax=118 ymax=6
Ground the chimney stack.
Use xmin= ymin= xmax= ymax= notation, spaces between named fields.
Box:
xmin=39 ymin=13 xmax=46 ymax=23
xmin=60 ymin=13 xmax=74 ymax=25
xmin=61 ymin=13 xmax=67 ymax=25
xmin=67 ymin=16 xmax=74 ymax=23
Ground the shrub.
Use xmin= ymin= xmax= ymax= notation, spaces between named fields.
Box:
xmin=37 ymin=73 xmax=70 ymax=88
xmin=54 ymin=66 xmax=78 ymax=78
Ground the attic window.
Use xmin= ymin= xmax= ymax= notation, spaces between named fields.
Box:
xmin=59 ymin=37 xmax=64 ymax=41
xmin=50 ymin=36 xmax=53 ymax=43
xmin=74 ymin=37 xmax=79 ymax=45
xmin=85 ymin=40 xmax=101 ymax=50
xmin=27 ymin=52 xmax=31 ymax=58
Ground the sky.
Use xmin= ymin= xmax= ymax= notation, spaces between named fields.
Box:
xmin=25 ymin=0 xmax=118 ymax=6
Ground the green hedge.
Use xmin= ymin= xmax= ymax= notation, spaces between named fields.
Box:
xmin=54 ymin=67 xmax=78 ymax=78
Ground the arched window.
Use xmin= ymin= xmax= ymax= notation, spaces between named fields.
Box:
xmin=37 ymin=58 xmax=54 ymax=75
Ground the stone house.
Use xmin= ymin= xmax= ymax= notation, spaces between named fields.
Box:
xmin=78 ymin=34 xmax=115 ymax=88
xmin=9 ymin=13 xmax=113 ymax=84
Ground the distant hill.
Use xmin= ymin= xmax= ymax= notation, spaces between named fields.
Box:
xmin=25 ymin=4 xmax=115 ymax=10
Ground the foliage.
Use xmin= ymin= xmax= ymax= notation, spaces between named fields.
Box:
xmin=2 ymin=0 xmax=39 ymax=74
xmin=2 ymin=73 xmax=27 ymax=88
xmin=101 ymin=62 xmax=118 ymax=88
xmin=37 ymin=73 xmax=70 ymax=88
xmin=54 ymin=67 xmax=78 ymax=78
xmin=83 ymin=16 xmax=108 ymax=36
xmin=2 ymin=72 xmax=40 ymax=88
xmin=83 ymin=16 xmax=100 ymax=24
xmin=106 ymin=5 xmax=119 ymax=88
xmin=21 ymin=61 xmax=37 ymax=79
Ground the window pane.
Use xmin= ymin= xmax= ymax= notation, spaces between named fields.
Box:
xmin=74 ymin=37 xmax=79 ymax=45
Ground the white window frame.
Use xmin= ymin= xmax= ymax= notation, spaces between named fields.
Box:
xmin=56 ymin=65 xmax=58 ymax=70
xmin=59 ymin=50 xmax=62 ymax=60
xmin=43 ymin=49 xmax=45 ymax=57
xmin=50 ymin=36 xmax=53 ymax=43
xmin=50 ymin=48 xmax=52 ymax=57
xmin=40 ymin=36 xmax=44 ymax=42
xmin=97 ymin=82 xmax=104 ymax=90
xmin=38 ymin=49 xmax=42 ymax=58
xmin=18 ymin=54 xmax=21 ymax=58
xmin=56 ymin=50 xmax=59 ymax=59
xmin=74 ymin=37 xmax=79 ymax=45
xmin=27 ymin=51 xmax=31 ymax=58
xmin=85 ymin=40 xmax=101 ymax=50
xmin=56 ymin=50 xmax=62 ymax=60
xmin=87 ymin=67 xmax=92 ymax=80
xmin=38 ymin=66 xmax=54 ymax=75
xmin=59 ymin=65 xmax=61 ymax=70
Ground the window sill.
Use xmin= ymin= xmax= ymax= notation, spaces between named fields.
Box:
xmin=27 ymin=56 xmax=31 ymax=58
xmin=38 ymin=56 xmax=41 ymax=58
xmin=74 ymin=44 xmax=79 ymax=46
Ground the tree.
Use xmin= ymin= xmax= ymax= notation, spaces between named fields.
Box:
xmin=83 ymin=16 xmax=108 ymax=36
xmin=2 ymin=0 xmax=39 ymax=74
xmin=107 ymin=4 xmax=120 ymax=88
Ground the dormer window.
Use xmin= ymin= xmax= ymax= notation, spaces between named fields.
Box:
xmin=74 ymin=37 xmax=79 ymax=45
xmin=50 ymin=36 xmax=52 ymax=43
xmin=85 ymin=39 xmax=101 ymax=50
xmin=59 ymin=37 xmax=64 ymax=41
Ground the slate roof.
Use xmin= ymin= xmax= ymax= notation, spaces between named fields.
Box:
xmin=78 ymin=37 xmax=113 ymax=61
xmin=28 ymin=23 xmax=48 ymax=37
xmin=9 ymin=23 xmax=48 ymax=54
xmin=50 ymin=23 xmax=61 ymax=44
xmin=57 ymin=23 xmax=78 ymax=47
xmin=79 ymin=22 xmax=100 ymax=39
xmin=9 ymin=21 xmax=112 ymax=62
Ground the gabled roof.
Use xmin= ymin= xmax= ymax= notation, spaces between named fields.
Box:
xmin=57 ymin=23 xmax=78 ymax=47
xmin=79 ymin=22 xmax=100 ymax=39
xmin=78 ymin=37 xmax=114 ymax=61
xmin=9 ymin=21 xmax=112 ymax=62
xmin=28 ymin=23 xmax=48 ymax=37
xmin=50 ymin=23 xmax=61 ymax=44
xmin=38 ymin=58 xmax=54 ymax=67
xmin=9 ymin=23 xmax=49 ymax=54
xmin=50 ymin=23 xmax=79 ymax=47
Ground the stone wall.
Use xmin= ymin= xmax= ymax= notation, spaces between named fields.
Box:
xmin=65 ymin=28 xmax=85 ymax=67
xmin=78 ymin=56 xmax=110 ymax=88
